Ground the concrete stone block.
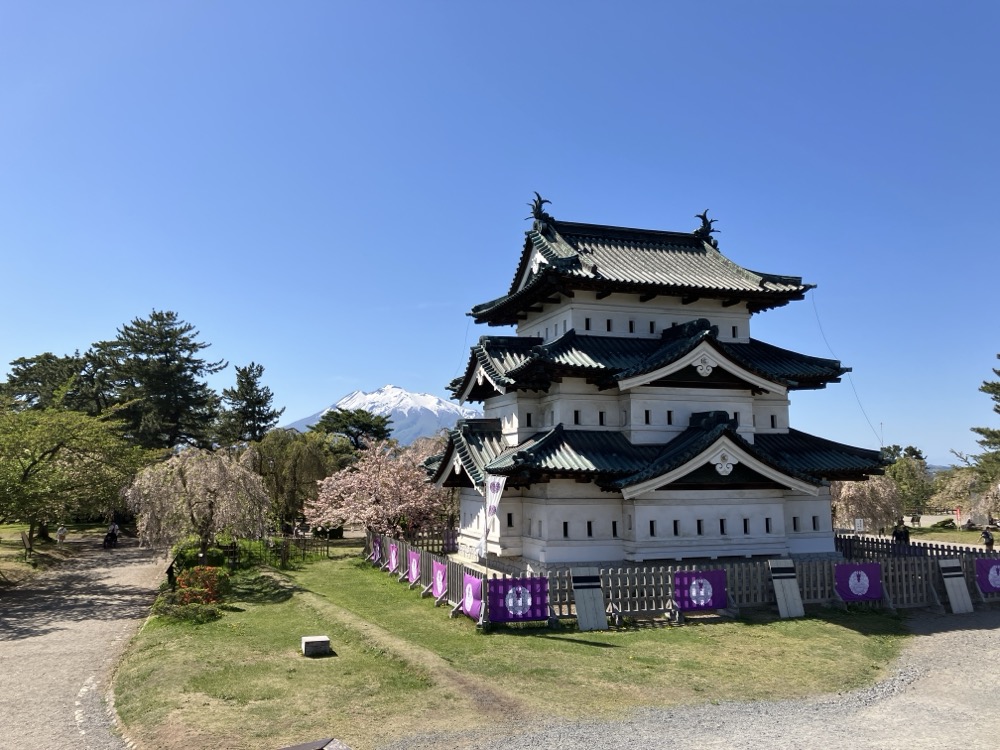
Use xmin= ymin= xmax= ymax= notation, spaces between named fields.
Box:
xmin=301 ymin=635 xmax=332 ymax=657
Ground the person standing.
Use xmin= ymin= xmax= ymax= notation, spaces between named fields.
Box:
xmin=56 ymin=525 xmax=68 ymax=544
xmin=982 ymin=528 xmax=995 ymax=552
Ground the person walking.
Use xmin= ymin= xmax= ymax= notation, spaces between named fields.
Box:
xmin=981 ymin=528 xmax=995 ymax=552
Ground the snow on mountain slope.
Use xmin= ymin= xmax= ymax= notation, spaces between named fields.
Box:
xmin=283 ymin=384 xmax=480 ymax=444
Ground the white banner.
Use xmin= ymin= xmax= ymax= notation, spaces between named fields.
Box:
xmin=476 ymin=474 xmax=507 ymax=558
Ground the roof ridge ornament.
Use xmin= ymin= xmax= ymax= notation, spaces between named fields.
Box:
xmin=693 ymin=209 xmax=720 ymax=249
xmin=527 ymin=192 xmax=554 ymax=233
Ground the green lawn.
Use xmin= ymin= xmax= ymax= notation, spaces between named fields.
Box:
xmin=115 ymin=541 xmax=909 ymax=750
xmin=0 ymin=521 xmax=107 ymax=585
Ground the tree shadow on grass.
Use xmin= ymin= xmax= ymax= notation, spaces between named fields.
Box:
xmin=229 ymin=571 xmax=301 ymax=605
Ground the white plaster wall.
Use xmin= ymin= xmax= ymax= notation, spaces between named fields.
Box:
xmin=517 ymin=292 xmax=751 ymax=342
xmin=750 ymin=392 xmax=791 ymax=433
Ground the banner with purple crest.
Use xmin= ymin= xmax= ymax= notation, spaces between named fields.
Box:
xmin=407 ymin=550 xmax=421 ymax=584
xmin=475 ymin=474 xmax=507 ymax=558
xmin=461 ymin=572 xmax=483 ymax=620
xmin=975 ymin=558 xmax=1000 ymax=593
xmin=487 ymin=577 xmax=549 ymax=623
xmin=674 ymin=569 xmax=728 ymax=610
xmin=432 ymin=560 xmax=447 ymax=600
xmin=835 ymin=563 xmax=883 ymax=601
xmin=387 ymin=543 xmax=399 ymax=573
xmin=370 ymin=537 xmax=382 ymax=564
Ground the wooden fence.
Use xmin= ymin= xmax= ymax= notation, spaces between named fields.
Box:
xmin=367 ymin=532 xmax=1000 ymax=624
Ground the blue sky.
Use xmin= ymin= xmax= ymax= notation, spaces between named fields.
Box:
xmin=1 ymin=2 xmax=998 ymax=466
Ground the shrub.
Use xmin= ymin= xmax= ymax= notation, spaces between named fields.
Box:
xmin=152 ymin=600 xmax=222 ymax=624
xmin=176 ymin=565 xmax=231 ymax=604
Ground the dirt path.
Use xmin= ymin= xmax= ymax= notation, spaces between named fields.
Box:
xmin=0 ymin=537 xmax=166 ymax=750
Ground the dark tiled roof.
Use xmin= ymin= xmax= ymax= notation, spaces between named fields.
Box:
xmin=449 ymin=320 xmax=846 ymax=401
xmin=471 ymin=220 xmax=814 ymax=325
xmin=433 ymin=413 xmax=882 ymax=491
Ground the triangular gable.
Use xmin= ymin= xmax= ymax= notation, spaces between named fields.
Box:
xmin=617 ymin=339 xmax=787 ymax=395
xmin=620 ymin=434 xmax=819 ymax=500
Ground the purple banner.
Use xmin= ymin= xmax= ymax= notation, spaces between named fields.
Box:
xmin=975 ymin=558 xmax=1000 ymax=593
xmin=487 ymin=577 xmax=549 ymax=623
xmin=835 ymin=563 xmax=883 ymax=602
xmin=370 ymin=537 xmax=382 ymax=564
xmin=432 ymin=560 xmax=447 ymax=599
xmin=407 ymin=550 xmax=421 ymax=584
xmin=674 ymin=569 xmax=728 ymax=610
xmin=461 ymin=573 xmax=483 ymax=620
xmin=388 ymin=543 xmax=399 ymax=573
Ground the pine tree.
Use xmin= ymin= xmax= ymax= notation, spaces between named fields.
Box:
xmin=218 ymin=362 xmax=284 ymax=444
xmin=972 ymin=353 xmax=1000 ymax=482
xmin=308 ymin=407 xmax=392 ymax=450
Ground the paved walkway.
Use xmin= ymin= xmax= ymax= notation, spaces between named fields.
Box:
xmin=0 ymin=537 xmax=166 ymax=750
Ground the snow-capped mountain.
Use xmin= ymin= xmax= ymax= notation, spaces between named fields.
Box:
xmin=283 ymin=384 xmax=481 ymax=444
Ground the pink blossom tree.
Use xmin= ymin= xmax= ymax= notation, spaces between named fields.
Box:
xmin=831 ymin=476 xmax=902 ymax=533
xmin=305 ymin=440 xmax=453 ymax=538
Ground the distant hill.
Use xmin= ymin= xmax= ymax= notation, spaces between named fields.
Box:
xmin=283 ymin=384 xmax=481 ymax=444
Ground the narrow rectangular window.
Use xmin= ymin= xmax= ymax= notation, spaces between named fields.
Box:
xmin=649 ymin=321 xmax=656 ymax=334
xmin=563 ymin=521 xmax=569 ymax=538
xmin=507 ymin=512 xmax=513 ymax=528
xmin=585 ymin=317 xmax=591 ymax=331
xmin=599 ymin=411 xmax=606 ymax=426
xmin=574 ymin=410 xmax=580 ymax=425
xmin=563 ymin=320 xmax=567 ymax=333
xmin=732 ymin=325 xmax=738 ymax=339
xmin=587 ymin=521 xmax=593 ymax=537
xmin=537 ymin=520 xmax=542 ymax=536
xmin=644 ymin=409 xmax=651 ymax=425
xmin=667 ymin=410 xmax=673 ymax=425
xmin=525 ymin=412 xmax=532 ymax=427
xmin=612 ymin=520 xmax=618 ymax=537
xmin=628 ymin=320 xmax=635 ymax=333
xmin=527 ymin=517 xmax=531 ymax=535
xmin=770 ymin=414 xmax=778 ymax=429
xmin=793 ymin=516 xmax=800 ymax=532
xmin=606 ymin=319 xmax=613 ymax=332
xmin=720 ymin=518 xmax=727 ymax=535
xmin=812 ymin=515 xmax=819 ymax=531
xmin=672 ymin=519 xmax=679 ymax=536
xmin=697 ymin=519 xmax=704 ymax=536
xmin=765 ymin=517 xmax=773 ymax=534
xmin=649 ymin=520 xmax=656 ymax=537
xmin=743 ymin=518 xmax=750 ymax=535
xmin=733 ymin=411 xmax=740 ymax=425
xmin=545 ymin=326 xmax=549 ymax=339
xmin=628 ymin=514 xmax=632 ymax=531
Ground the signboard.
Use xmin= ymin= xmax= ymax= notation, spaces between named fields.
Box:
xmin=673 ymin=570 xmax=728 ymax=611
xmin=407 ymin=550 xmax=421 ymax=585
xmin=835 ymin=563 xmax=883 ymax=602
xmin=975 ymin=558 xmax=1000 ymax=593
xmin=369 ymin=537 xmax=382 ymax=564
xmin=387 ymin=543 xmax=399 ymax=574
xmin=854 ymin=518 xmax=864 ymax=533
xmin=432 ymin=560 xmax=447 ymax=600
xmin=461 ymin=573 xmax=483 ymax=620
xmin=487 ymin=576 xmax=549 ymax=623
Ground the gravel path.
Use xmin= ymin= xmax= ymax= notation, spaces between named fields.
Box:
xmin=2 ymin=541 xmax=997 ymax=750
xmin=0 ymin=537 xmax=165 ymax=750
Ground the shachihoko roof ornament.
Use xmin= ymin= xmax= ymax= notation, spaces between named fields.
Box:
xmin=693 ymin=209 xmax=720 ymax=249
xmin=526 ymin=192 xmax=554 ymax=233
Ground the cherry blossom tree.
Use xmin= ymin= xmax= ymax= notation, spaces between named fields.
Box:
xmin=305 ymin=439 xmax=453 ymax=538
xmin=831 ymin=475 xmax=902 ymax=534
xmin=125 ymin=449 xmax=270 ymax=556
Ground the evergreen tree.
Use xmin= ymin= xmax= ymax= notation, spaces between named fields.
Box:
xmin=217 ymin=362 xmax=284 ymax=444
xmin=98 ymin=310 xmax=227 ymax=450
xmin=972 ymin=353 xmax=1000 ymax=481
xmin=308 ymin=407 xmax=392 ymax=450
xmin=2 ymin=352 xmax=87 ymax=410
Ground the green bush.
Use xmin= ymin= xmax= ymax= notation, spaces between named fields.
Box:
xmin=151 ymin=599 xmax=222 ymax=624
